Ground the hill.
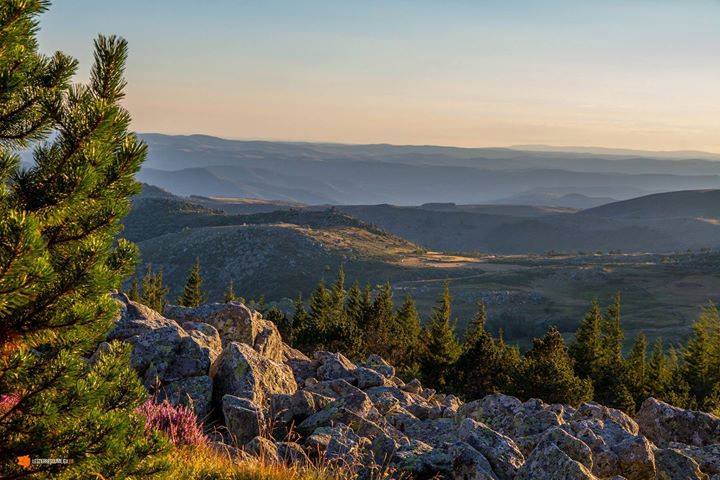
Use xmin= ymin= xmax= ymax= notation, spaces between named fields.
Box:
xmin=137 ymin=133 xmax=720 ymax=205
xmin=582 ymin=189 xmax=720 ymax=219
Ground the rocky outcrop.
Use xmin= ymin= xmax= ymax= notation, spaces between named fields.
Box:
xmin=104 ymin=298 xmax=720 ymax=479
xmin=636 ymin=397 xmax=720 ymax=448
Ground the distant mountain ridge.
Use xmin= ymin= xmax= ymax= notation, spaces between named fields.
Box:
xmin=136 ymin=134 xmax=720 ymax=205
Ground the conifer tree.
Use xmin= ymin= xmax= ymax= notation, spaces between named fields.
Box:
xmin=366 ymin=282 xmax=395 ymax=356
xmin=684 ymin=305 xmax=720 ymax=411
xmin=626 ymin=332 xmax=648 ymax=408
xmin=570 ymin=299 xmax=604 ymax=380
xmin=454 ymin=301 xmax=520 ymax=399
xmin=0 ymin=3 xmax=167 ymax=475
xmin=178 ymin=258 xmax=206 ymax=307
xmin=140 ymin=265 xmax=168 ymax=313
xmin=127 ymin=274 xmax=140 ymax=301
xmin=420 ymin=283 xmax=461 ymax=390
xmin=603 ymin=293 xmax=624 ymax=361
xmin=224 ymin=279 xmax=237 ymax=303
xmin=518 ymin=327 xmax=593 ymax=406
xmin=389 ymin=294 xmax=422 ymax=377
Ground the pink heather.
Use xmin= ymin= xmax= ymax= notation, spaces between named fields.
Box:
xmin=135 ymin=399 xmax=207 ymax=446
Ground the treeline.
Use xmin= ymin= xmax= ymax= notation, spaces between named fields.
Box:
xmin=131 ymin=264 xmax=720 ymax=414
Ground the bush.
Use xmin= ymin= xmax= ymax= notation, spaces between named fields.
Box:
xmin=136 ymin=399 xmax=208 ymax=447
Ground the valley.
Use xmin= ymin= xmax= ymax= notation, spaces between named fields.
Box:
xmin=125 ymin=184 xmax=720 ymax=349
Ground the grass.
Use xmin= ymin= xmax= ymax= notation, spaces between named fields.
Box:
xmin=165 ymin=444 xmax=339 ymax=480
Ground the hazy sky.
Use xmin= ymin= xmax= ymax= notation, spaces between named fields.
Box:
xmin=39 ymin=1 xmax=720 ymax=151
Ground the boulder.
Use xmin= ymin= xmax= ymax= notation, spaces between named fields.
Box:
xmin=654 ymin=448 xmax=707 ymax=480
xmin=165 ymin=302 xmax=284 ymax=362
xmin=354 ymin=366 xmax=387 ymax=389
xmin=516 ymin=441 xmax=597 ymax=480
xmin=108 ymin=294 xmax=177 ymax=340
xmin=315 ymin=351 xmax=357 ymax=382
xmin=670 ymin=443 xmax=720 ymax=475
xmin=276 ymin=441 xmax=310 ymax=466
xmin=222 ymin=395 xmax=263 ymax=445
xmin=457 ymin=418 xmax=525 ymax=480
xmin=448 ymin=441 xmax=498 ymax=480
xmin=573 ymin=402 xmax=639 ymax=436
xmin=298 ymin=391 xmax=376 ymax=434
xmin=362 ymin=354 xmax=395 ymax=378
xmin=636 ymin=398 xmax=720 ymax=448
xmin=245 ymin=436 xmax=279 ymax=462
xmin=181 ymin=321 xmax=223 ymax=371
xmin=158 ymin=375 xmax=213 ymax=420
xmin=213 ymin=341 xmax=297 ymax=407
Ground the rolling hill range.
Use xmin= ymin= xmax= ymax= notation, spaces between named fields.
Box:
xmin=178 ymin=188 xmax=720 ymax=254
xmin=136 ymin=134 xmax=720 ymax=205
xmin=123 ymin=185 xmax=720 ymax=348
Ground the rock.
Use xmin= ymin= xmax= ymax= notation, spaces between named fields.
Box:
xmin=573 ymin=402 xmax=639 ymax=436
xmin=362 ymin=354 xmax=395 ymax=378
xmin=636 ymin=398 xmax=720 ymax=448
xmin=245 ymin=436 xmax=279 ymax=462
xmin=404 ymin=417 xmax=459 ymax=448
xmin=402 ymin=378 xmax=423 ymax=395
xmin=315 ymin=351 xmax=357 ymax=382
xmin=448 ymin=441 xmax=498 ymax=480
xmin=181 ymin=321 xmax=223 ymax=371
xmin=271 ymin=390 xmax=326 ymax=422
xmin=158 ymin=375 xmax=213 ymax=420
xmin=394 ymin=440 xmax=454 ymax=478
xmin=670 ymin=443 xmax=720 ymax=475
xmin=108 ymin=294 xmax=178 ymax=341
xmin=276 ymin=441 xmax=310 ymax=466
xmin=517 ymin=441 xmax=597 ymax=480
xmin=537 ymin=427 xmax=594 ymax=471
xmin=222 ymin=395 xmax=263 ymax=445
xmin=354 ymin=366 xmax=387 ymax=389
xmin=566 ymin=417 xmax=655 ymax=480
xmin=305 ymin=423 xmax=369 ymax=467
xmin=213 ymin=341 xmax=297 ymax=407
xmin=457 ymin=394 xmax=523 ymax=437
xmin=457 ymin=418 xmax=525 ymax=480
xmin=304 ymin=379 xmax=364 ymax=400
xmin=613 ymin=435 xmax=655 ymax=480
xmin=654 ymin=448 xmax=707 ymax=480
xmin=107 ymin=296 xmax=213 ymax=388
xmin=298 ymin=391 xmax=376 ymax=434
xmin=165 ymin=302 xmax=284 ymax=362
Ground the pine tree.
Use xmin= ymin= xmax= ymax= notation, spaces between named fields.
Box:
xmin=684 ymin=305 xmax=720 ymax=411
xmin=626 ymin=332 xmax=648 ymax=409
xmin=518 ymin=327 xmax=593 ymax=406
xmin=420 ymin=283 xmax=461 ymax=390
xmin=390 ymin=294 xmax=422 ymax=378
xmin=0 ymin=4 xmax=167 ymax=475
xmin=224 ymin=279 xmax=237 ymax=303
xmin=366 ymin=282 xmax=395 ymax=357
xmin=140 ymin=265 xmax=169 ymax=313
xmin=178 ymin=258 xmax=206 ymax=307
xmin=293 ymin=293 xmax=320 ymax=352
xmin=127 ymin=274 xmax=140 ymax=301
xmin=454 ymin=301 xmax=520 ymax=399
xmin=569 ymin=299 xmax=604 ymax=380
xmin=603 ymin=293 xmax=624 ymax=362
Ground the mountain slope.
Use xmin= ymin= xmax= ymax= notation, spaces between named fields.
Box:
xmin=582 ymin=189 xmax=720 ymax=219
xmin=137 ymin=134 xmax=720 ymax=205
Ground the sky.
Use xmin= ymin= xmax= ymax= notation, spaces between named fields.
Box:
xmin=38 ymin=1 xmax=720 ymax=151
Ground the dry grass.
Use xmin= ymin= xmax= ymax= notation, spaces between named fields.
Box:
xmin=165 ymin=443 xmax=341 ymax=480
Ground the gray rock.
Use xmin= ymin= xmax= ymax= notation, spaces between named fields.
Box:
xmin=354 ymin=366 xmax=387 ymax=389
xmin=222 ymin=395 xmax=263 ymax=445
xmin=654 ymin=448 xmax=707 ymax=480
xmin=315 ymin=351 xmax=357 ymax=382
xmin=276 ymin=441 xmax=310 ymax=466
xmin=457 ymin=418 xmax=525 ymax=480
xmin=298 ymin=391 xmax=376 ymax=434
xmin=573 ymin=402 xmax=639 ymax=436
xmin=670 ymin=443 xmax=720 ymax=474
xmin=516 ymin=441 xmax=596 ymax=480
xmin=159 ymin=375 xmax=213 ymax=420
xmin=166 ymin=302 xmax=284 ymax=361
xmin=213 ymin=341 xmax=297 ymax=407
xmin=362 ymin=354 xmax=395 ymax=378
xmin=245 ymin=436 xmax=278 ymax=462
xmin=636 ymin=398 xmax=720 ymax=448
